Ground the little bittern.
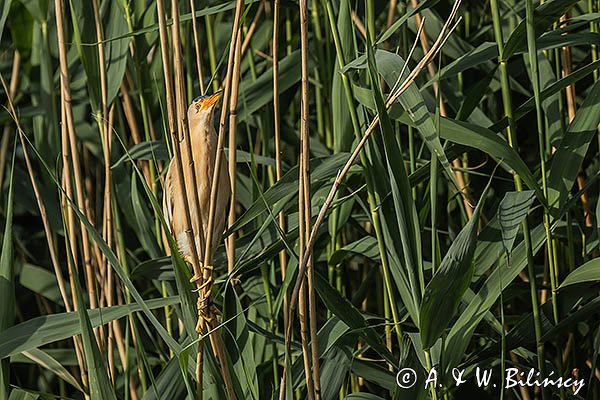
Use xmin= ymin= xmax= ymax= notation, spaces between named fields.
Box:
xmin=163 ymin=92 xmax=231 ymax=328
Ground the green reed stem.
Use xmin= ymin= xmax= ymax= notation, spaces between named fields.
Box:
xmin=491 ymin=2 xmax=547 ymax=399
xmin=325 ymin=1 xmax=404 ymax=351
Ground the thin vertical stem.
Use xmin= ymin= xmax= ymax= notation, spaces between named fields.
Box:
xmin=204 ymin=15 xmax=220 ymax=93
xmin=227 ymin=24 xmax=242 ymax=275
xmin=325 ymin=0 xmax=403 ymax=349
xmin=241 ymin=1 xmax=265 ymax=57
xmin=0 ymin=52 xmax=20 ymax=190
xmin=189 ymin=0 xmax=206 ymax=95
xmin=273 ymin=0 xmax=288 ymax=337
xmin=156 ymin=0 xmax=205 ymax=393
xmin=5 ymin=76 xmax=87 ymax=393
xmin=526 ymin=0 xmax=559 ymax=326
xmin=490 ymin=2 xmax=547 ymax=399
xmin=299 ymin=0 xmax=321 ymax=396
xmin=92 ymin=0 xmax=113 ymax=357
xmin=55 ymin=0 xmax=99 ymax=332
xmin=410 ymin=0 xmax=474 ymax=219
xmin=197 ymin=1 xmax=245 ymax=398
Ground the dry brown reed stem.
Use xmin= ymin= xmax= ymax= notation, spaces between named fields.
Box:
xmin=296 ymin=0 xmax=315 ymax=392
xmin=410 ymin=0 xmax=474 ymax=219
xmin=92 ymin=0 xmax=113 ymax=355
xmin=560 ymin=17 xmax=593 ymax=228
xmin=60 ymin=103 xmax=75 ymax=303
xmin=0 ymin=51 xmax=20 ymax=190
xmin=156 ymin=0 xmax=207 ymax=393
xmin=195 ymin=2 xmax=245 ymax=398
xmin=189 ymin=0 xmax=206 ymax=95
xmin=172 ymin=0 xmax=238 ymax=395
xmin=112 ymin=216 xmax=139 ymax=400
xmin=55 ymin=0 xmax=100 ymax=348
xmin=200 ymin=0 xmax=243 ymax=321
xmin=509 ymin=352 xmax=532 ymax=400
xmin=272 ymin=0 xmax=288 ymax=317
xmin=298 ymin=283 xmax=314 ymax=398
xmin=170 ymin=0 xmax=207 ymax=258
xmin=58 ymin=99 xmax=89 ymax=391
xmin=120 ymin=83 xmax=152 ymax=187
xmin=177 ymin=10 xmax=231 ymax=400
xmin=227 ymin=30 xmax=242 ymax=274
xmin=559 ymin=24 xmax=587 ymax=369
xmin=3 ymin=77 xmax=70 ymax=313
xmin=91 ymin=0 xmax=111 ymax=258
xmin=386 ymin=0 xmax=398 ymax=28
xmin=299 ymin=0 xmax=321 ymax=396
xmin=241 ymin=0 xmax=265 ymax=57
xmin=1 ymin=74 xmax=89 ymax=391
xmin=106 ymin=106 xmax=117 ymax=382
xmin=585 ymin=360 xmax=600 ymax=381
xmin=351 ymin=11 xmax=367 ymax=39
xmin=280 ymin=0 xmax=316 ymax=397
xmin=156 ymin=0 xmax=203 ymax=283
xmin=283 ymin=1 xmax=462 ymax=352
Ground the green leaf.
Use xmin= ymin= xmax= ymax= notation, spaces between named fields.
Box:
xmin=424 ymin=42 xmax=498 ymax=90
xmin=0 ymin=297 xmax=179 ymax=359
xmin=112 ymin=140 xmax=169 ymax=168
xmin=314 ymin=271 xmax=395 ymax=365
xmin=345 ymin=395 xmax=386 ymax=400
xmin=419 ymin=184 xmax=488 ymax=349
xmin=320 ymin=347 xmax=351 ymax=400
xmin=222 ymin=286 xmax=258 ymax=400
xmin=19 ymin=263 xmax=70 ymax=307
xmin=366 ymin=42 xmax=423 ymax=324
xmin=0 ymin=0 xmax=11 ymax=43
xmin=559 ymin=258 xmax=600 ymax=289
xmin=503 ymin=0 xmax=580 ymax=60
xmin=0 ymin=142 xmax=15 ymax=398
xmin=444 ymin=223 xmax=547 ymax=374
xmin=101 ymin=0 xmax=130 ymax=106
xmin=231 ymin=153 xmax=350 ymax=232
xmin=68 ymin=0 xmax=101 ymax=111
xmin=142 ymin=357 xmax=187 ymax=400
xmin=8 ymin=388 xmax=38 ymax=400
xmin=331 ymin=0 xmax=355 ymax=153
xmin=497 ymin=190 xmax=536 ymax=259
xmin=238 ymin=50 xmax=301 ymax=122
xmin=21 ymin=348 xmax=83 ymax=392
xmin=131 ymin=172 xmax=161 ymax=259
xmin=329 ymin=236 xmax=380 ymax=266
xmin=548 ymin=79 xmax=600 ymax=220
xmin=439 ymin=118 xmax=544 ymax=202
xmin=345 ymin=50 xmax=457 ymax=188
xmin=65 ymin=221 xmax=117 ymax=399
xmin=376 ymin=0 xmax=440 ymax=44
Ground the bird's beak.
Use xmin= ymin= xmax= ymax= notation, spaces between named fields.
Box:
xmin=195 ymin=91 xmax=222 ymax=112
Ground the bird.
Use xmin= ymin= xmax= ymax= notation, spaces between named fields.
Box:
xmin=162 ymin=92 xmax=231 ymax=331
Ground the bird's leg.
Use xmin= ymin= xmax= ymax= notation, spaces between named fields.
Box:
xmin=191 ymin=263 xmax=216 ymax=333
xmin=189 ymin=270 xmax=202 ymax=285
xmin=184 ymin=254 xmax=205 ymax=293
xmin=196 ymin=295 xmax=220 ymax=333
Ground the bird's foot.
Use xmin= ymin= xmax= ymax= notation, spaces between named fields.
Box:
xmin=195 ymin=296 xmax=220 ymax=333
xmin=189 ymin=272 xmax=202 ymax=284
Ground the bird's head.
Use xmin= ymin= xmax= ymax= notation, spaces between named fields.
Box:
xmin=188 ymin=91 xmax=222 ymax=127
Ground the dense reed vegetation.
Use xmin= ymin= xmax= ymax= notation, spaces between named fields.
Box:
xmin=0 ymin=0 xmax=599 ymax=399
